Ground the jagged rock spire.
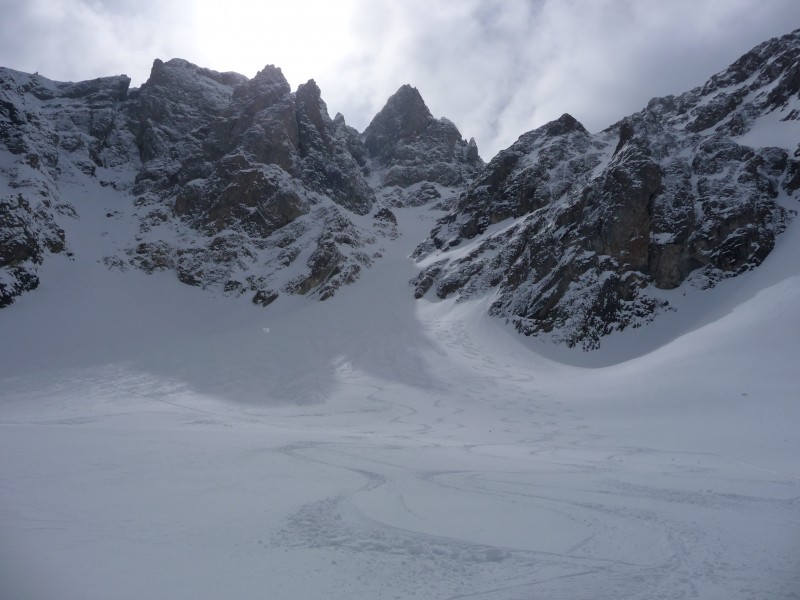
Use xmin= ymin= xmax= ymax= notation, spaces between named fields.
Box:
xmin=363 ymin=84 xmax=484 ymax=188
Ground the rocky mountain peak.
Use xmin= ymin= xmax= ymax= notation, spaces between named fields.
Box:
xmin=252 ymin=64 xmax=287 ymax=83
xmin=295 ymin=79 xmax=324 ymax=128
xmin=128 ymin=59 xmax=379 ymax=303
xmin=146 ymin=58 xmax=184 ymax=84
xmin=132 ymin=58 xmax=245 ymax=164
xmin=231 ymin=64 xmax=291 ymax=109
xmin=63 ymin=75 xmax=131 ymax=104
xmin=545 ymin=113 xmax=587 ymax=137
xmin=145 ymin=58 xmax=247 ymax=91
xmin=363 ymin=84 xmax=484 ymax=193
xmin=297 ymin=78 xmax=320 ymax=95
xmin=364 ymin=85 xmax=433 ymax=150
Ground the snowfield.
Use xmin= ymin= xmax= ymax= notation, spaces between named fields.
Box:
xmin=1 ymin=179 xmax=799 ymax=599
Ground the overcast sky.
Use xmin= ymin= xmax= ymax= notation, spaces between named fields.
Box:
xmin=2 ymin=0 xmax=799 ymax=158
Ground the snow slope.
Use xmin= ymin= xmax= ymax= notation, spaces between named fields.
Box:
xmin=0 ymin=171 xmax=799 ymax=599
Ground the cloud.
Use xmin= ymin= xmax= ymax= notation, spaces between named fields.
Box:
xmin=1 ymin=0 xmax=799 ymax=159
xmin=0 ymin=0 xmax=195 ymax=85
xmin=321 ymin=0 xmax=800 ymax=158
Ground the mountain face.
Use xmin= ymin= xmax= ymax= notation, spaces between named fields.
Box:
xmin=412 ymin=29 xmax=800 ymax=348
xmin=0 ymin=71 xmax=134 ymax=306
xmin=0 ymin=60 xmax=479 ymax=306
xmin=129 ymin=60 xmax=381 ymax=302
xmin=1 ymin=29 xmax=799 ymax=348
xmin=363 ymin=84 xmax=483 ymax=197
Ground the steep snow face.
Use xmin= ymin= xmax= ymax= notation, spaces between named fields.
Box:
xmin=413 ymin=29 xmax=800 ymax=349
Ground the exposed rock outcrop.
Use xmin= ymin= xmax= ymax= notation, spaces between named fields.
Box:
xmin=363 ymin=84 xmax=484 ymax=204
xmin=124 ymin=60 xmax=383 ymax=302
xmin=0 ymin=58 xmax=388 ymax=307
xmin=0 ymin=67 xmax=136 ymax=306
xmin=412 ymin=29 xmax=800 ymax=349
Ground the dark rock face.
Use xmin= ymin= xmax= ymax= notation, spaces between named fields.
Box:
xmin=363 ymin=84 xmax=484 ymax=194
xmin=125 ymin=61 xmax=379 ymax=303
xmin=0 ymin=58 xmax=387 ymax=308
xmin=130 ymin=58 xmax=245 ymax=165
xmin=413 ymin=30 xmax=800 ymax=349
xmin=421 ymin=113 xmax=601 ymax=247
xmin=0 ymin=194 xmax=65 ymax=307
xmin=294 ymin=80 xmax=374 ymax=215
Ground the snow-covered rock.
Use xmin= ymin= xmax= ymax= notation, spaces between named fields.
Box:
xmin=1 ymin=28 xmax=799 ymax=350
xmin=0 ymin=59 xmax=390 ymax=306
xmin=0 ymin=67 xmax=135 ymax=306
xmin=126 ymin=60 xmax=385 ymax=302
xmin=363 ymin=84 xmax=484 ymax=207
xmin=413 ymin=29 xmax=800 ymax=349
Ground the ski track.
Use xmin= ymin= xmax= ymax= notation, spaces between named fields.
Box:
xmin=1 ymin=204 xmax=799 ymax=599
xmin=2 ymin=304 xmax=799 ymax=600
xmin=260 ymin=301 xmax=798 ymax=599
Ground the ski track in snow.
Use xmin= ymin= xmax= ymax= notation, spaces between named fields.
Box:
xmin=1 ymin=186 xmax=799 ymax=599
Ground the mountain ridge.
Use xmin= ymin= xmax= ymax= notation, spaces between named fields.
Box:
xmin=412 ymin=28 xmax=799 ymax=348
xmin=1 ymin=28 xmax=799 ymax=349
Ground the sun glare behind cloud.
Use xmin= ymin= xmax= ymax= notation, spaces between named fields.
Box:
xmin=188 ymin=0 xmax=356 ymax=86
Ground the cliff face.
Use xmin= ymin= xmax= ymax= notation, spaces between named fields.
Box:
xmin=363 ymin=84 xmax=483 ymax=190
xmin=2 ymin=29 xmax=799 ymax=349
xmin=127 ymin=60 xmax=383 ymax=302
xmin=0 ymin=69 xmax=135 ymax=306
xmin=411 ymin=29 xmax=799 ymax=348
xmin=0 ymin=57 xmax=481 ymax=308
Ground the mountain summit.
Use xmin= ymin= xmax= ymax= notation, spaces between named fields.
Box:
xmin=364 ymin=84 xmax=483 ymax=179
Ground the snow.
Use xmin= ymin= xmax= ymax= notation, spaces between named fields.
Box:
xmin=737 ymin=101 xmax=800 ymax=151
xmin=1 ymin=170 xmax=800 ymax=599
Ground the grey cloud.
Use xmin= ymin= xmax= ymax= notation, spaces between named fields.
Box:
xmin=0 ymin=0 xmax=191 ymax=84
xmin=322 ymin=0 xmax=800 ymax=159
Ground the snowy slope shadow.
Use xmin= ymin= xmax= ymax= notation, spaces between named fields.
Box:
xmin=124 ymin=210 xmax=445 ymax=405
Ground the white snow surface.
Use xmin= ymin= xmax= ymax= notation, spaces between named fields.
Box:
xmin=1 ymin=173 xmax=799 ymax=600
xmin=738 ymin=104 xmax=800 ymax=152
